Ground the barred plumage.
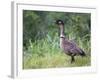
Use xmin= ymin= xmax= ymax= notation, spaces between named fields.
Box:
xmin=56 ymin=20 xmax=86 ymax=63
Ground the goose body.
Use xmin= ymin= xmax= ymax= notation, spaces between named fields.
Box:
xmin=56 ymin=20 xmax=86 ymax=63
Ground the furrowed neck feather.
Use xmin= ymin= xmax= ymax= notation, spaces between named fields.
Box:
xmin=59 ymin=24 xmax=65 ymax=36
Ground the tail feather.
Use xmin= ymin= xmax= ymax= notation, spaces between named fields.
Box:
xmin=80 ymin=49 xmax=86 ymax=57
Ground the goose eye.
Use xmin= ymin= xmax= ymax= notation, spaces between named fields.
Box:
xmin=59 ymin=21 xmax=61 ymax=24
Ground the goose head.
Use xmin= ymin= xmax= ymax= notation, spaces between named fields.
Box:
xmin=55 ymin=20 xmax=64 ymax=30
xmin=56 ymin=20 xmax=64 ymax=26
xmin=55 ymin=20 xmax=65 ymax=38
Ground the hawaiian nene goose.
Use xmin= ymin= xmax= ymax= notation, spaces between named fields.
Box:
xmin=56 ymin=20 xmax=86 ymax=63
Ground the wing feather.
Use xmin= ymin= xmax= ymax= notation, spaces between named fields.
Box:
xmin=63 ymin=39 xmax=85 ymax=56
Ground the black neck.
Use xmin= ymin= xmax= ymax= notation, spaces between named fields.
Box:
xmin=60 ymin=36 xmax=65 ymax=38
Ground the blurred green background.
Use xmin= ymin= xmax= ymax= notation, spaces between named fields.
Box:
xmin=23 ymin=10 xmax=91 ymax=69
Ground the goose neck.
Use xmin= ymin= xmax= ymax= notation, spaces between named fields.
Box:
xmin=59 ymin=25 xmax=65 ymax=36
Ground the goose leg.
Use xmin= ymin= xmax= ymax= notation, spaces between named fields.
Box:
xmin=71 ymin=56 xmax=75 ymax=63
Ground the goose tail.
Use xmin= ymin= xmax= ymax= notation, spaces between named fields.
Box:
xmin=80 ymin=49 xmax=86 ymax=57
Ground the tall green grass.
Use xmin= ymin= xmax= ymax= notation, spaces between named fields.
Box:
xmin=23 ymin=34 xmax=91 ymax=69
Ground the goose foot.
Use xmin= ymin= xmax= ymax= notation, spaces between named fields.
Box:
xmin=71 ymin=56 xmax=75 ymax=63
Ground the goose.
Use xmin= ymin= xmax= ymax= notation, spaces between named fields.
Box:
xmin=56 ymin=20 xmax=86 ymax=63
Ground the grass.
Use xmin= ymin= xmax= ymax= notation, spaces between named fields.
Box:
xmin=23 ymin=53 xmax=90 ymax=69
xmin=23 ymin=34 xmax=91 ymax=69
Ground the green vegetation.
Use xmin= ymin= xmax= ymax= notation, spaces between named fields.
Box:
xmin=23 ymin=10 xmax=91 ymax=69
